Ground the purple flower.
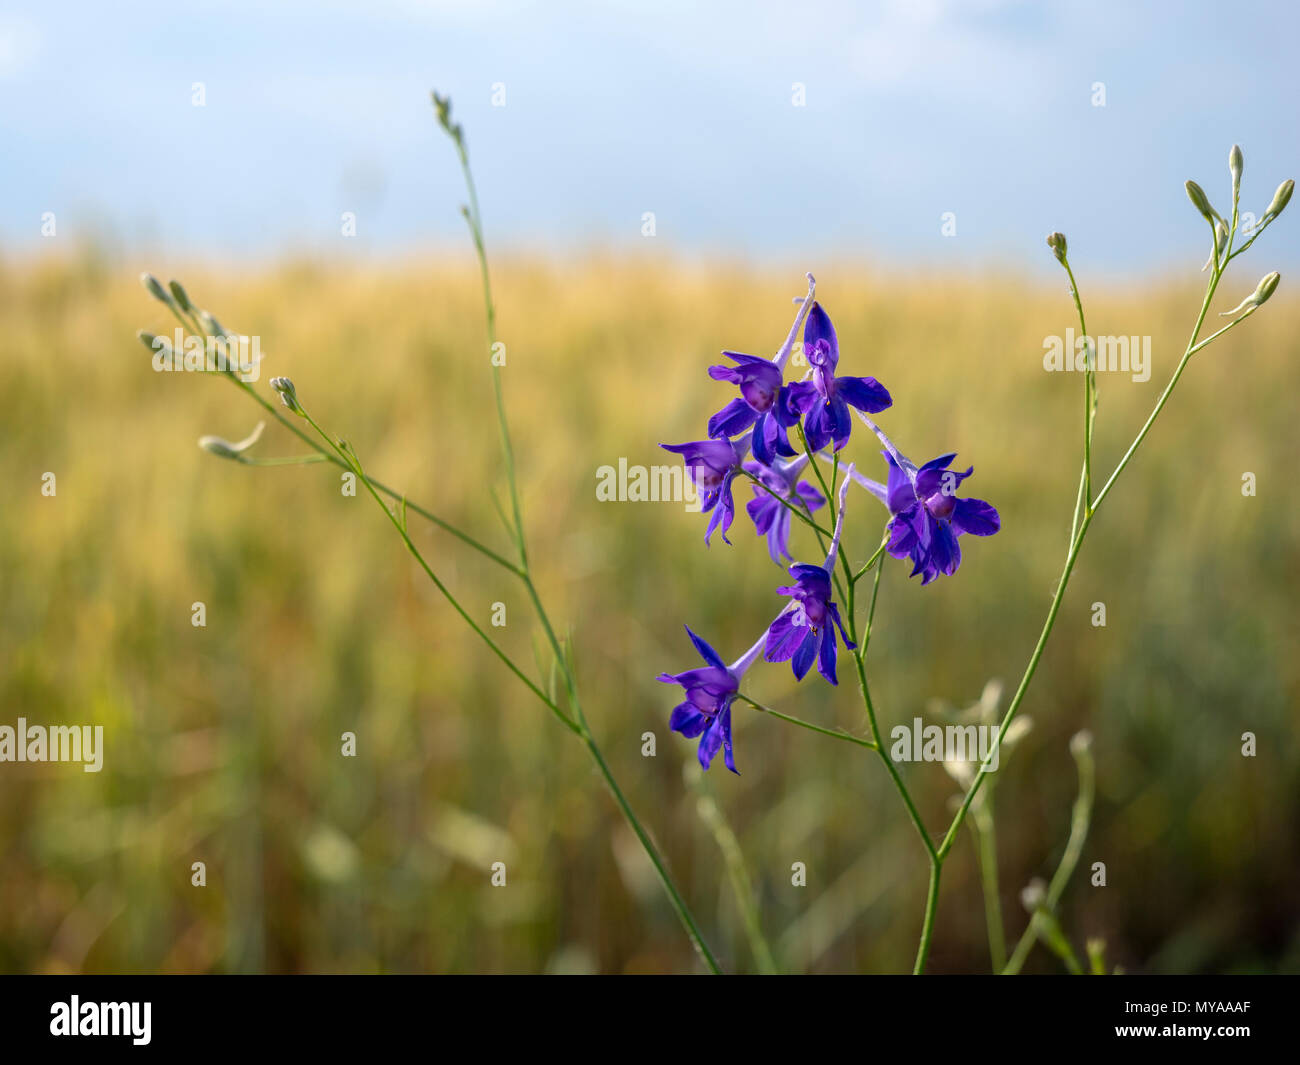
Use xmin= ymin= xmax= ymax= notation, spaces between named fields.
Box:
xmin=657 ymin=627 xmax=766 ymax=773
xmin=764 ymin=471 xmax=856 ymax=684
xmin=660 ymin=435 xmax=749 ymax=545
xmin=792 ymin=302 xmax=892 ymax=452
xmin=707 ymin=275 xmax=820 ymax=466
xmin=881 ymin=451 xmax=1001 ymax=585
xmin=744 ymin=455 xmax=825 ymax=564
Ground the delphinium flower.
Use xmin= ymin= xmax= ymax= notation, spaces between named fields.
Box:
xmin=743 ymin=455 xmax=825 ymax=564
xmin=657 ymin=627 xmax=767 ymax=773
xmin=791 ymin=302 xmax=892 ymax=452
xmin=881 ymin=451 xmax=999 ymax=584
xmin=706 ymin=274 xmax=819 ymax=465
xmin=764 ymin=473 xmax=856 ymax=684
xmin=838 ymin=416 xmax=1001 ymax=584
xmin=659 ymin=435 xmax=750 ymax=545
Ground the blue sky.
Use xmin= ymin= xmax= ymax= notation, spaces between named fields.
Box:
xmin=2 ymin=0 xmax=1297 ymax=275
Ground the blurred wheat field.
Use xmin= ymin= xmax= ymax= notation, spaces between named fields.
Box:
xmin=1 ymin=250 xmax=1297 ymax=974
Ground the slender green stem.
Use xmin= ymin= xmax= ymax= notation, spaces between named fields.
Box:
xmin=832 ymin=541 xmax=937 ymax=894
xmin=971 ymin=805 xmax=1007 ymax=972
xmin=940 ymin=256 xmax=1231 ymax=866
xmin=797 ymin=428 xmax=848 ymax=603
xmin=298 ymin=406 xmax=581 ymax=735
xmin=913 ymin=859 xmax=941 ymax=974
xmin=691 ymin=780 xmax=779 ymax=974
xmin=1092 ymin=265 xmax=1224 ymax=512
xmin=735 ymin=693 xmax=876 ymax=750
xmin=1060 ymin=258 xmax=1093 ymax=511
xmin=851 ymin=541 xmax=888 ymax=585
xmin=239 ymin=454 xmax=330 ymax=467
xmin=435 ymin=104 xmax=722 ymax=973
xmin=582 ymin=735 xmax=722 ymax=972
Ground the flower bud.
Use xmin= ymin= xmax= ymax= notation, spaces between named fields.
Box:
xmin=1265 ymin=178 xmax=1294 ymax=220
xmin=1069 ymin=729 xmax=1093 ymax=757
xmin=168 ymin=279 xmax=193 ymax=312
xmin=1185 ymin=180 xmax=1217 ymax=223
xmin=1045 ymin=231 xmax=1067 ymax=263
xmin=270 ymin=376 xmax=302 ymax=414
xmin=140 ymin=272 xmax=173 ymax=305
xmin=1218 ymin=271 xmax=1280 ymax=317
xmin=197 ymin=421 xmax=264 ymax=462
xmin=137 ymin=329 xmax=159 ymax=350
xmin=1229 ymin=145 xmax=1243 ymax=197
xmin=1020 ymin=878 xmax=1048 ymax=913
xmin=198 ymin=310 xmax=225 ymax=337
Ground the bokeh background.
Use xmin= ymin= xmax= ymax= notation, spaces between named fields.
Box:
xmin=1 ymin=1 xmax=1297 ymax=973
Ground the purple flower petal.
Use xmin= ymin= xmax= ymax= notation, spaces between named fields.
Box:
xmin=670 ymin=702 xmax=709 ymax=738
xmin=837 ymin=375 xmax=892 ymax=414
xmin=803 ymin=302 xmax=839 ymax=370
xmin=951 ymin=497 xmax=1001 ymax=536
xmin=684 ymin=625 xmax=728 ymax=671
xmin=816 ymin=624 xmax=838 ymax=685
xmin=707 ymin=397 xmax=760 ymax=439
xmin=791 ymin=630 xmax=818 ymax=680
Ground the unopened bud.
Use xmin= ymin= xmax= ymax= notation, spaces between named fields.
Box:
xmin=1219 ymin=271 xmax=1280 ymax=317
xmin=168 ymin=280 xmax=193 ymax=312
xmin=198 ymin=310 xmax=225 ymax=337
xmin=197 ymin=421 xmax=265 ymax=462
xmin=1069 ymin=729 xmax=1093 ymax=757
xmin=270 ymin=376 xmax=302 ymax=414
xmin=1185 ymin=180 xmax=1218 ymax=223
xmin=140 ymin=272 xmax=173 ymax=305
xmin=1229 ymin=145 xmax=1243 ymax=196
xmin=1265 ymin=178 xmax=1294 ymax=220
xmin=1045 ymin=231 xmax=1067 ymax=263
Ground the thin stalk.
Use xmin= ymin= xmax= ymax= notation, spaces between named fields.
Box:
xmin=939 ymin=258 xmax=1228 ymax=864
xmin=436 ymin=103 xmax=721 ymax=973
xmin=692 ymin=782 xmax=779 ymax=974
xmin=736 ymin=693 xmax=876 ymax=750
xmin=971 ymin=805 xmax=1007 ymax=972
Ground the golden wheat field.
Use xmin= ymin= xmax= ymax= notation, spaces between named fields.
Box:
xmin=1 ymin=250 xmax=1297 ymax=973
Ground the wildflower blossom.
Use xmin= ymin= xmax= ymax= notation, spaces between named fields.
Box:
xmin=793 ymin=302 xmax=892 ymax=452
xmin=839 ymin=413 xmax=1000 ymax=584
xmin=657 ymin=627 xmax=766 ymax=773
xmin=707 ymin=275 xmax=819 ymax=465
xmin=881 ymin=451 xmax=1000 ymax=584
xmin=743 ymin=455 xmax=825 ymax=564
xmin=660 ymin=435 xmax=750 ymax=545
xmin=764 ymin=472 xmax=856 ymax=684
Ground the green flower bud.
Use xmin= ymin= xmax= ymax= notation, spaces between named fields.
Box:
xmin=197 ymin=421 xmax=264 ymax=461
xmin=168 ymin=279 xmax=193 ymax=312
xmin=198 ymin=310 xmax=225 ymax=337
xmin=1185 ymin=180 xmax=1218 ymax=223
xmin=270 ymin=376 xmax=302 ymax=414
xmin=1229 ymin=144 xmax=1243 ymax=197
xmin=1265 ymin=178 xmax=1294 ymax=220
xmin=1219 ymin=271 xmax=1280 ymax=317
xmin=140 ymin=272 xmax=173 ymax=305
xmin=1045 ymin=231 xmax=1068 ymax=263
